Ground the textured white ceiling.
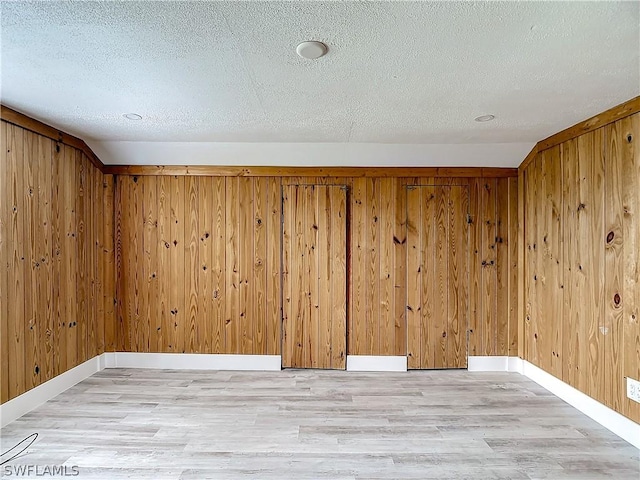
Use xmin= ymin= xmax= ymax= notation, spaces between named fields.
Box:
xmin=1 ymin=1 xmax=638 ymax=166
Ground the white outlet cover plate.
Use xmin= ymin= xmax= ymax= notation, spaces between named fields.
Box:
xmin=626 ymin=377 xmax=640 ymax=403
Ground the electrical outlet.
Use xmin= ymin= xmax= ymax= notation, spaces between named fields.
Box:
xmin=627 ymin=377 xmax=640 ymax=403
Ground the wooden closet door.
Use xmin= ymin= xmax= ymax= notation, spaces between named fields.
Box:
xmin=407 ymin=185 xmax=469 ymax=369
xmin=282 ymin=185 xmax=347 ymax=369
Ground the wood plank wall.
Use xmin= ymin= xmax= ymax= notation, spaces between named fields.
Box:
xmin=523 ymin=112 xmax=640 ymax=423
xmin=113 ymin=175 xmax=281 ymax=355
xmin=114 ymin=175 xmax=518 ymax=359
xmin=0 ymin=120 xmax=115 ymax=403
xmin=282 ymin=185 xmax=347 ymax=368
xmin=406 ymin=185 xmax=470 ymax=369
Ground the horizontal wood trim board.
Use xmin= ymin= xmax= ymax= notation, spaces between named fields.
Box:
xmin=537 ymin=96 xmax=640 ymax=152
xmin=0 ymin=105 xmax=106 ymax=172
xmin=104 ymin=165 xmax=518 ymax=177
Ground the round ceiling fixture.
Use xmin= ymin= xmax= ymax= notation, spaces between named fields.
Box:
xmin=474 ymin=114 xmax=495 ymax=122
xmin=296 ymin=41 xmax=328 ymax=60
xmin=123 ymin=113 xmax=142 ymax=120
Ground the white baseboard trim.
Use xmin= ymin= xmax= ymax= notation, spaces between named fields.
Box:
xmin=346 ymin=355 xmax=407 ymax=372
xmin=521 ymin=360 xmax=640 ymax=449
xmin=467 ymin=356 xmax=523 ymax=373
xmin=508 ymin=356 xmax=524 ymax=374
xmin=468 ymin=356 xmax=509 ymax=372
xmin=0 ymin=354 xmax=105 ymax=428
xmin=103 ymin=352 xmax=282 ymax=371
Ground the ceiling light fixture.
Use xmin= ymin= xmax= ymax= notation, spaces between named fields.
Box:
xmin=474 ymin=114 xmax=495 ymax=122
xmin=296 ymin=41 xmax=328 ymax=60
xmin=123 ymin=113 xmax=142 ymax=120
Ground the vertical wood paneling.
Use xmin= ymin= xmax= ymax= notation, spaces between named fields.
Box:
xmin=76 ymin=151 xmax=87 ymax=364
xmin=365 ymin=178 xmax=379 ymax=354
xmin=540 ymin=146 xmax=563 ymax=378
xmin=64 ymin=146 xmax=78 ymax=369
xmin=196 ymin=177 xmax=212 ymax=353
xmin=103 ymin=175 xmax=115 ymax=353
xmin=308 ymin=186 xmax=319 ymax=366
xmin=253 ymin=178 xmax=267 ymax=355
xmin=23 ymin=130 xmax=39 ymax=389
xmin=8 ymin=124 xmax=26 ymax=398
xmin=580 ymin=130 xmax=605 ymax=401
xmin=170 ymin=176 xmax=185 ymax=352
xmin=393 ymin=179 xmax=407 ymax=356
xmin=212 ymin=177 xmax=226 ymax=353
xmin=0 ymin=121 xmax=9 ymax=403
xmin=317 ymin=187 xmax=331 ymax=368
xmin=450 ymin=185 xmax=469 ymax=368
xmin=496 ymin=178 xmax=510 ymax=356
xmin=524 ymin=112 xmax=640 ymax=424
xmin=37 ymin=135 xmax=53 ymax=381
xmin=468 ymin=178 xmax=482 ymax=355
xmin=282 ymin=183 xmax=293 ymax=365
xmin=480 ymin=180 xmax=497 ymax=357
xmin=330 ymin=186 xmax=347 ymax=368
xmin=379 ymin=178 xmax=394 ymax=356
xmin=88 ymin=159 xmax=98 ymax=356
xmin=282 ymin=185 xmax=347 ymax=369
xmin=621 ymin=114 xmax=640 ymax=423
xmin=508 ymin=177 xmax=519 ymax=357
xmin=239 ymin=177 xmax=254 ymax=354
xmin=186 ymin=177 xmax=199 ymax=353
xmin=406 ymin=186 xmax=422 ymax=368
xmin=434 ymin=186 xmax=449 ymax=368
xmin=407 ymin=184 xmax=469 ymax=369
xmin=350 ymin=178 xmax=366 ymax=355
xmin=526 ymin=156 xmax=540 ymax=368
xmin=157 ymin=176 xmax=171 ymax=352
xmin=144 ymin=176 xmax=159 ymax=352
xmin=604 ymin=121 xmax=624 ymax=412
xmin=266 ymin=178 xmax=281 ymax=355
xmin=225 ymin=177 xmax=240 ymax=353
xmin=0 ymin=120 xmax=113 ymax=404
xmin=51 ymin=142 xmax=66 ymax=373
xmin=109 ymin=174 xmax=516 ymax=366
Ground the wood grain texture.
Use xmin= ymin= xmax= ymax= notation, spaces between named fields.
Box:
xmin=106 ymin=165 xmax=518 ymax=178
xmin=620 ymin=113 xmax=640 ymax=423
xmin=0 ymin=105 xmax=106 ymax=173
xmin=113 ymin=174 xmax=513 ymax=362
xmin=114 ymin=176 xmax=282 ymax=357
xmin=496 ymin=178 xmax=510 ymax=356
xmin=282 ymin=185 xmax=347 ymax=369
xmin=543 ymin=146 xmax=563 ymax=378
xmin=406 ymin=185 xmax=469 ymax=369
xmin=8 ymin=124 xmax=26 ymax=398
xmin=0 ymin=120 xmax=112 ymax=404
xmin=480 ymin=180 xmax=497 ymax=357
xmin=508 ymin=177 xmax=519 ymax=357
xmin=0 ymin=122 xmax=8 ymax=403
xmin=523 ymin=112 xmax=640 ymax=424
xmin=603 ymin=120 xmax=624 ymax=413
xmin=103 ymin=175 xmax=116 ymax=352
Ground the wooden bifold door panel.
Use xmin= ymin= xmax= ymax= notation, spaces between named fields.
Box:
xmin=282 ymin=185 xmax=347 ymax=369
xmin=406 ymin=185 xmax=470 ymax=369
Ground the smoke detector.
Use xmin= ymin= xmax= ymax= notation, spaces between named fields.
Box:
xmin=296 ymin=41 xmax=328 ymax=60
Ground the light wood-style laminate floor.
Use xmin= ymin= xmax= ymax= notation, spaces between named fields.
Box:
xmin=1 ymin=369 xmax=638 ymax=479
